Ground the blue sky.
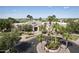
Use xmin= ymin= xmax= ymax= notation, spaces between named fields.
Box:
xmin=0 ymin=6 xmax=79 ymax=18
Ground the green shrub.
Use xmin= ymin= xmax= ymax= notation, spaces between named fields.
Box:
xmin=18 ymin=24 xmax=33 ymax=32
xmin=66 ymin=22 xmax=79 ymax=33
xmin=24 ymin=25 xmax=33 ymax=32
xmin=46 ymin=37 xmax=60 ymax=49
xmin=47 ymin=41 xmax=60 ymax=49
xmin=0 ymin=31 xmax=21 ymax=52
xmin=0 ymin=19 xmax=12 ymax=32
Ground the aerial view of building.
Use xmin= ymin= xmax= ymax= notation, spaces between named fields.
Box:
xmin=0 ymin=6 xmax=79 ymax=53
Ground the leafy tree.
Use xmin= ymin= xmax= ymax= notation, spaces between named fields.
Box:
xmin=66 ymin=21 xmax=79 ymax=33
xmin=0 ymin=31 xmax=21 ymax=52
xmin=8 ymin=17 xmax=17 ymax=23
xmin=39 ymin=17 xmax=42 ymax=21
xmin=0 ymin=19 xmax=12 ymax=32
xmin=27 ymin=15 xmax=33 ymax=20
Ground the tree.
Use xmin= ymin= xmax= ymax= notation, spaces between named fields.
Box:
xmin=47 ymin=15 xmax=56 ymax=26
xmin=63 ymin=32 xmax=70 ymax=48
xmin=48 ymin=16 xmax=53 ymax=26
xmin=52 ymin=15 xmax=56 ymax=18
xmin=39 ymin=23 xmax=47 ymax=34
xmin=66 ymin=21 xmax=79 ymax=33
xmin=8 ymin=17 xmax=17 ymax=23
xmin=53 ymin=23 xmax=59 ymax=33
xmin=0 ymin=17 xmax=18 ymax=32
xmin=0 ymin=19 xmax=12 ymax=32
xmin=36 ymin=34 xmax=45 ymax=43
xmin=0 ymin=31 xmax=21 ymax=52
xmin=39 ymin=17 xmax=42 ymax=21
xmin=46 ymin=36 xmax=60 ymax=49
xmin=27 ymin=15 xmax=33 ymax=20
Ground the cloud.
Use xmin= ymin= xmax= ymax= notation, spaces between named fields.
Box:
xmin=47 ymin=6 xmax=53 ymax=8
xmin=63 ymin=6 xmax=69 ymax=9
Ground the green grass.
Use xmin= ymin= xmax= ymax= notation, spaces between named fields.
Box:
xmin=0 ymin=31 xmax=22 ymax=37
xmin=0 ymin=32 xmax=11 ymax=36
xmin=69 ymin=34 xmax=79 ymax=41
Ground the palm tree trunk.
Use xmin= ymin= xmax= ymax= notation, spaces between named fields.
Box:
xmin=33 ymin=26 xmax=34 ymax=32
xmin=65 ymin=39 xmax=68 ymax=49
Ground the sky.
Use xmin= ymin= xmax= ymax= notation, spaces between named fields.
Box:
xmin=0 ymin=6 xmax=79 ymax=18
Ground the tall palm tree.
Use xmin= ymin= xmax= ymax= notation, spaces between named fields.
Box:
xmin=47 ymin=15 xmax=56 ymax=33
xmin=53 ymin=22 xmax=61 ymax=34
xmin=48 ymin=16 xmax=53 ymax=26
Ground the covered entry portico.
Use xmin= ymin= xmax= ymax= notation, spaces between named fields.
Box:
xmin=31 ymin=21 xmax=42 ymax=32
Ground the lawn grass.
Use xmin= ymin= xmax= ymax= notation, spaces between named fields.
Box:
xmin=69 ymin=34 xmax=79 ymax=41
xmin=0 ymin=32 xmax=11 ymax=36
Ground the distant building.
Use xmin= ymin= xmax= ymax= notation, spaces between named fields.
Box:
xmin=13 ymin=21 xmax=67 ymax=32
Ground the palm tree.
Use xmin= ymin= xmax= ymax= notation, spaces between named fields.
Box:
xmin=36 ymin=34 xmax=45 ymax=43
xmin=47 ymin=15 xmax=56 ymax=32
xmin=48 ymin=16 xmax=53 ymax=26
xmin=52 ymin=22 xmax=60 ymax=34
xmin=63 ymin=32 xmax=70 ymax=48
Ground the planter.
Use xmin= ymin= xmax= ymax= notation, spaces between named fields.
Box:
xmin=44 ymin=46 xmax=61 ymax=53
